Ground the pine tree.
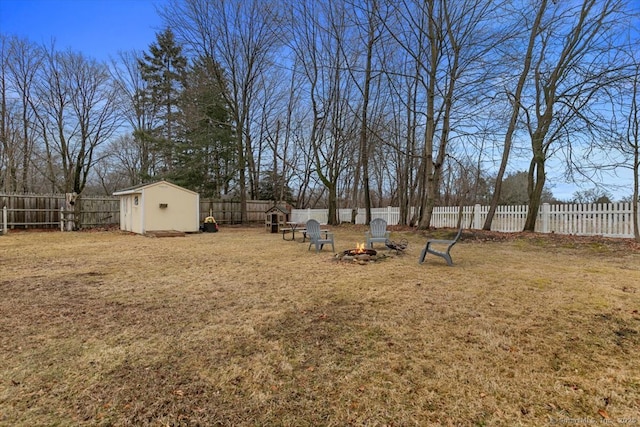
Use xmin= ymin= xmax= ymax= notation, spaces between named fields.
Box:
xmin=138 ymin=28 xmax=187 ymax=175
xmin=171 ymin=55 xmax=235 ymax=197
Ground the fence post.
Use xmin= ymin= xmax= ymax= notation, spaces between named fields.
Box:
xmin=60 ymin=206 xmax=64 ymax=232
xmin=473 ymin=204 xmax=482 ymax=229
xmin=2 ymin=206 xmax=6 ymax=235
xmin=541 ymin=203 xmax=550 ymax=234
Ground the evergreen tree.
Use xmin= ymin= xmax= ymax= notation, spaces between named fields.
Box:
xmin=498 ymin=171 xmax=554 ymax=205
xmin=257 ymin=170 xmax=295 ymax=204
xmin=138 ymin=28 xmax=187 ymax=175
xmin=171 ymin=56 xmax=235 ymax=197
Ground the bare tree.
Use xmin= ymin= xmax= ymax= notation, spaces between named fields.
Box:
xmin=286 ymin=0 xmax=360 ymax=224
xmin=103 ymin=134 xmax=143 ymax=189
xmin=627 ymin=62 xmax=640 ymax=241
xmin=289 ymin=121 xmax=321 ymax=208
xmin=110 ymin=50 xmax=159 ymax=183
xmin=35 ymin=47 xmax=121 ymax=195
xmin=379 ymin=48 xmax=423 ymax=225
xmin=519 ymin=0 xmax=629 ymax=231
xmin=0 ymin=36 xmax=44 ymax=193
xmin=4 ymin=38 xmax=43 ymax=192
xmin=344 ymin=0 xmax=383 ymax=225
xmin=0 ymin=35 xmax=14 ymax=192
xmin=384 ymin=0 xmax=498 ymax=228
xmin=600 ymin=49 xmax=640 ymax=240
xmin=483 ymin=0 xmax=547 ymax=230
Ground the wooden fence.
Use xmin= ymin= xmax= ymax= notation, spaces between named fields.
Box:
xmin=0 ymin=193 xmax=278 ymax=230
xmin=0 ymin=193 xmax=64 ymax=228
xmin=199 ymin=199 xmax=275 ymax=225
xmin=75 ymin=197 xmax=120 ymax=228
xmin=0 ymin=193 xmax=119 ymax=230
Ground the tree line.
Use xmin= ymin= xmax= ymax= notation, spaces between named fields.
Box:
xmin=1 ymin=0 xmax=639 ymax=237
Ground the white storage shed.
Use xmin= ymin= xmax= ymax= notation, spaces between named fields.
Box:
xmin=113 ymin=180 xmax=200 ymax=235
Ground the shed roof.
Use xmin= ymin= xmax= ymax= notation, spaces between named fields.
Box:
xmin=113 ymin=180 xmax=198 ymax=196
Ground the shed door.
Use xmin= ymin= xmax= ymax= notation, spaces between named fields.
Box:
xmin=271 ymin=214 xmax=279 ymax=233
xmin=121 ymin=197 xmax=129 ymax=231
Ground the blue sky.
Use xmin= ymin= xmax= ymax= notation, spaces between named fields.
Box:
xmin=0 ymin=0 xmax=635 ymax=201
xmin=0 ymin=0 xmax=166 ymax=60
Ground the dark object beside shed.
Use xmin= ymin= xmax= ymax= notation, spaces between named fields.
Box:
xmin=202 ymin=216 xmax=219 ymax=233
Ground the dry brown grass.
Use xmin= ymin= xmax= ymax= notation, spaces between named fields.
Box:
xmin=1 ymin=226 xmax=639 ymax=426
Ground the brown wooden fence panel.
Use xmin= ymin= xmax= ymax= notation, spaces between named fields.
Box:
xmin=0 ymin=193 xmax=64 ymax=228
xmin=0 ymin=193 xmax=119 ymax=229
xmin=77 ymin=197 xmax=120 ymax=227
xmin=247 ymin=200 xmax=275 ymax=223
xmin=2 ymin=193 xmax=276 ymax=228
xmin=199 ymin=199 xmax=274 ymax=224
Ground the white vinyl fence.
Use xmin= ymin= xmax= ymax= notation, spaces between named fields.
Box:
xmin=292 ymin=202 xmax=639 ymax=238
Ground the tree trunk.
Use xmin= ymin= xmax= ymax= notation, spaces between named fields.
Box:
xmin=360 ymin=1 xmax=376 ymax=225
xmin=327 ymin=184 xmax=338 ymax=225
xmin=523 ymin=157 xmax=546 ymax=231
xmin=633 ymin=148 xmax=639 ymax=241
xmin=237 ymin=131 xmax=247 ymax=223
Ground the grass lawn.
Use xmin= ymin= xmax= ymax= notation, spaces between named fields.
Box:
xmin=1 ymin=226 xmax=639 ymax=426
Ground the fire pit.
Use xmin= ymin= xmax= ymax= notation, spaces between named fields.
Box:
xmin=343 ymin=248 xmax=377 ymax=257
xmin=335 ymin=243 xmax=384 ymax=264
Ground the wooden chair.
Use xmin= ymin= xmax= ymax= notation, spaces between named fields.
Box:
xmin=365 ymin=218 xmax=390 ymax=249
xmin=306 ymin=219 xmax=335 ymax=253
xmin=418 ymin=226 xmax=463 ymax=266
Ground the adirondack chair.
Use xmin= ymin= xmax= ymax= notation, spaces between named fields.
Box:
xmin=366 ymin=218 xmax=390 ymax=249
xmin=418 ymin=226 xmax=463 ymax=266
xmin=306 ymin=219 xmax=335 ymax=253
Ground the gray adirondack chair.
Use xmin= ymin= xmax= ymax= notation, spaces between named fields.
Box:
xmin=418 ymin=226 xmax=463 ymax=266
xmin=365 ymin=218 xmax=390 ymax=249
xmin=306 ymin=219 xmax=335 ymax=253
